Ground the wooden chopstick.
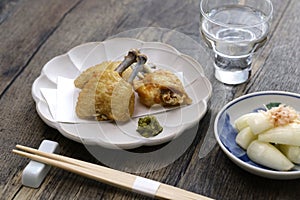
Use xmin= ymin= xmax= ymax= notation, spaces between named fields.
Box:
xmin=13 ymin=145 xmax=213 ymax=200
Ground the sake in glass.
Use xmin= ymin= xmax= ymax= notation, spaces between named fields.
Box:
xmin=200 ymin=0 xmax=273 ymax=84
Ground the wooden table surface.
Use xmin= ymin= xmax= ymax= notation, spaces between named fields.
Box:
xmin=1 ymin=0 xmax=300 ymax=199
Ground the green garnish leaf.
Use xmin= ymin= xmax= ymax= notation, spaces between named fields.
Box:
xmin=266 ymin=102 xmax=281 ymax=110
xmin=136 ymin=115 xmax=163 ymax=138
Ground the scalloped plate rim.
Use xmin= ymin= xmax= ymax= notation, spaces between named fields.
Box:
xmin=32 ymin=37 xmax=212 ymax=149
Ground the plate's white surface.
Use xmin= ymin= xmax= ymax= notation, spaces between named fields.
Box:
xmin=32 ymin=38 xmax=212 ymax=149
xmin=214 ymin=91 xmax=300 ymax=179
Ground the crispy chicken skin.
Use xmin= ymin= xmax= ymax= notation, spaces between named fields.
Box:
xmin=74 ymin=61 xmax=132 ymax=89
xmin=133 ymin=69 xmax=192 ymax=107
xmin=75 ymin=49 xmax=191 ymax=121
xmin=75 ymin=50 xmax=142 ymax=122
xmin=94 ymin=70 xmax=135 ymax=121
xmin=75 ymin=68 xmax=135 ymax=122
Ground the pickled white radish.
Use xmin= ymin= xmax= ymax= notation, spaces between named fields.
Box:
xmin=278 ymin=145 xmax=300 ymax=164
xmin=247 ymin=140 xmax=294 ymax=171
xmin=258 ymin=123 xmax=300 ymax=146
xmin=234 ymin=113 xmax=259 ymax=131
xmin=247 ymin=112 xmax=274 ymax=134
xmin=235 ymin=127 xmax=257 ymax=149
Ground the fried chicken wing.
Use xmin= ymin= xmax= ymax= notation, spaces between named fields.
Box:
xmin=75 ymin=50 xmax=146 ymax=122
xmin=75 ymin=69 xmax=135 ymax=121
xmin=133 ymin=69 xmax=192 ymax=107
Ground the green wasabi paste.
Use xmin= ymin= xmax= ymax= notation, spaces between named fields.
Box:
xmin=136 ymin=115 xmax=163 ymax=138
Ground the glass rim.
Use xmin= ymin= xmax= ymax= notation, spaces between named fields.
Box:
xmin=200 ymin=0 xmax=273 ymax=28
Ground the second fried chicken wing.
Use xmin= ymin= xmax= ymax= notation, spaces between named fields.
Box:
xmin=133 ymin=69 xmax=192 ymax=107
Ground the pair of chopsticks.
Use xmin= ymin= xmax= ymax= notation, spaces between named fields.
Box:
xmin=13 ymin=145 xmax=213 ymax=200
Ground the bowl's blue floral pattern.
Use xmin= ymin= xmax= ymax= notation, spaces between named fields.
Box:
xmin=218 ymin=112 xmax=266 ymax=168
xmin=215 ymin=92 xmax=300 ymax=178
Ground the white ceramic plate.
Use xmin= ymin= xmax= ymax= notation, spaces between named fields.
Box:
xmin=215 ymin=91 xmax=300 ymax=179
xmin=32 ymin=38 xmax=212 ymax=149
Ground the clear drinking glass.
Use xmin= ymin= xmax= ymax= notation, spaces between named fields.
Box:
xmin=200 ymin=0 xmax=273 ymax=84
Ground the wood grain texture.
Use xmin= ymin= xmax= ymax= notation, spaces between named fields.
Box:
xmin=0 ymin=0 xmax=299 ymax=199
xmin=0 ymin=0 xmax=81 ymax=95
xmin=179 ymin=1 xmax=300 ymax=200
xmin=248 ymin=0 xmax=300 ymax=93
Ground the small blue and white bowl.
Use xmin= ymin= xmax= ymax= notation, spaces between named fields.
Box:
xmin=214 ymin=91 xmax=300 ymax=179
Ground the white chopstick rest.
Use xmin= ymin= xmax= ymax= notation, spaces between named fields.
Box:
xmin=132 ymin=176 xmax=161 ymax=197
xmin=22 ymin=140 xmax=59 ymax=188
